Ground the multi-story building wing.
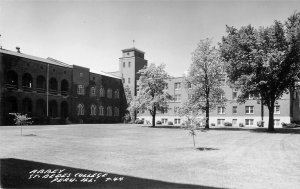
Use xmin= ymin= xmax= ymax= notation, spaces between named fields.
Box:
xmin=117 ymin=48 xmax=300 ymax=128
xmin=0 ymin=48 xmax=126 ymax=125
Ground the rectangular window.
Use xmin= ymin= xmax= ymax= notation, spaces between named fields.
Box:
xmin=128 ymin=62 xmax=131 ymax=67
xmin=274 ymin=105 xmax=280 ymax=114
xmin=245 ymin=106 xmax=254 ymax=114
xmin=274 ymin=119 xmax=280 ymax=127
xmin=245 ymin=119 xmax=254 ymax=126
xmin=217 ymin=119 xmax=225 ymax=126
xmin=174 ymin=119 xmax=181 ymax=125
xmin=232 ymin=119 xmax=237 ymax=126
xmin=175 ymin=82 xmax=181 ymax=90
xmin=232 ymin=106 xmax=237 ymax=114
xmin=247 ymin=94 xmax=254 ymax=100
xmin=128 ymin=77 xmax=131 ymax=84
xmin=217 ymin=107 xmax=225 ymax=114
xmin=220 ymin=93 xmax=225 ymax=99
xmin=187 ymin=82 xmax=192 ymax=89
xmin=162 ymin=118 xmax=168 ymax=125
xmin=77 ymin=85 xmax=85 ymax=95
xmin=174 ymin=94 xmax=181 ymax=102
xmin=232 ymin=92 xmax=238 ymax=100
xmin=123 ymin=62 xmax=125 ymax=68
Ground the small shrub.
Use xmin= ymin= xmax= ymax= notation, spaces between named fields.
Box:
xmin=224 ymin=122 xmax=232 ymax=126
xmin=257 ymin=120 xmax=264 ymax=127
xmin=239 ymin=123 xmax=244 ymax=127
xmin=211 ymin=123 xmax=216 ymax=127
xmin=9 ymin=113 xmax=33 ymax=136
xmin=135 ymin=119 xmax=144 ymax=124
xmin=156 ymin=120 xmax=162 ymax=125
xmin=168 ymin=121 xmax=173 ymax=125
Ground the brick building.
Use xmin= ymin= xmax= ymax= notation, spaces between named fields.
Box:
xmin=0 ymin=48 xmax=127 ymax=125
xmin=118 ymin=48 xmax=300 ymax=128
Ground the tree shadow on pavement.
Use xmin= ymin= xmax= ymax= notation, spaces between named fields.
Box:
xmin=0 ymin=158 xmax=223 ymax=189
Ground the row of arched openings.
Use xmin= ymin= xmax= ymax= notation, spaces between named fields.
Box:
xmin=77 ymin=104 xmax=119 ymax=117
xmin=6 ymin=96 xmax=69 ymax=118
xmin=6 ymin=70 xmax=69 ymax=95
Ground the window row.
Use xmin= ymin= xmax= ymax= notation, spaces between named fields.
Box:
xmin=6 ymin=70 xmax=69 ymax=95
xmin=217 ymin=105 xmax=280 ymax=115
xmin=77 ymin=85 xmax=119 ymax=99
xmin=123 ymin=61 xmax=131 ymax=68
xmin=77 ymin=104 xmax=119 ymax=117
xmin=217 ymin=119 xmax=281 ymax=127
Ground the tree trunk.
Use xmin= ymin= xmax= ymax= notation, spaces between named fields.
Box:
xmin=267 ymin=102 xmax=275 ymax=132
xmin=152 ymin=106 xmax=156 ymax=127
xmin=205 ymin=101 xmax=210 ymax=129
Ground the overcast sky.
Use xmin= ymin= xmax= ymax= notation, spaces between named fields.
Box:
xmin=0 ymin=0 xmax=299 ymax=76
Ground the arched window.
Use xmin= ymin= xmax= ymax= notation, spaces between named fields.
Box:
xmin=90 ymin=104 xmax=96 ymax=116
xmin=114 ymin=107 xmax=119 ymax=117
xmin=107 ymin=88 xmax=112 ymax=99
xmin=22 ymin=98 xmax=33 ymax=115
xmin=22 ymin=73 xmax=33 ymax=89
xmin=49 ymin=78 xmax=58 ymax=94
xmin=90 ymin=87 xmax=96 ymax=96
xmin=61 ymin=80 xmax=69 ymax=95
xmin=36 ymin=75 xmax=46 ymax=92
xmin=99 ymin=106 xmax=104 ymax=116
xmin=61 ymin=101 xmax=69 ymax=118
xmin=77 ymin=104 xmax=84 ymax=115
xmin=49 ymin=100 xmax=58 ymax=118
xmin=36 ymin=99 xmax=46 ymax=117
xmin=107 ymin=106 xmax=112 ymax=117
xmin=6 ymin=70 xmax=18 ymax=87
xmin=114 ymin=90 xmax=119 ymax=99
xmin=100 ymin=87 xmax=105 ymax=97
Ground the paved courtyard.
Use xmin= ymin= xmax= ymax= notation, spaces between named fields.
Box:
xmin=0 ymin=124 xmax=300 ymax=188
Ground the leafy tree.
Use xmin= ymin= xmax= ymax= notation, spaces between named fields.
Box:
xmin=187 ymin=38 xmax=226 ymax=129
xmin=124 ymin=85 xmax=133 ymax=122
xmin=219 ymin=12 xmax=300 ymax=131
xmin=130 ymin=63 xmax=172 ymax=127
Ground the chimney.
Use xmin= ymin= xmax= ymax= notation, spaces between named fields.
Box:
xmin=16 ymin=47 xmax=20 ymax=53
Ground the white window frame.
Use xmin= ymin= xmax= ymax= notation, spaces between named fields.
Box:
xmin=99 ymin=106 xmax=104 ymax=116
xmin=77 ymin=85 xmax=85 ymax=95
xmin=175 ymin=82 xmax=181 ymax=90
xmin=274 ymin=105 xmax=280 ymax=114
xmin=174 ymin=119 xmax=181 ymax=125
xmin=217 ymin=119 xmax=225 ymax=126
xmin=245 ymin=106 xmax=254 ymax=114
xmin=245 ymin=119 xmax=254 ymax=126
xmin=232 ymin=106 xmax=237 ymax=114
xmin=90 ymin=87 xmax=96 ymax=96
xmin=162 ymin=118 xmax=168 ymax=125
xmin=90 ymin=104 xmax=96 ymax=116
xmin=217 ymin=107 xmax=225 ymax=114
xmin=100 ymin=87 xmax=105 ymax=97
xmin=77 ymin=104 xmax=84 ymax=115
xmin=174 ymin=94 xmax=181 ymax=102
xmin=274 ymin=119 xmax=280 ymax=127
xmin=232 ymin=119 xmax=237 ymax=126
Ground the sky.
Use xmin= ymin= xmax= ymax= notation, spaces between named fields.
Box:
xmin=0 ymin=0 xmax=300 ymax=76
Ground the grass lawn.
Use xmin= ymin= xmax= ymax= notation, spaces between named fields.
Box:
xmin=0 ymin=124 xmax=300 ymax=189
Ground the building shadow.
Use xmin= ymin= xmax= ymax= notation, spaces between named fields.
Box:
xmin=0 ymin=158 xmax=223 ymax=189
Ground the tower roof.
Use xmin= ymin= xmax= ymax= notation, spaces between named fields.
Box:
xmin=121 ymin=47 xmax=145 ymax=54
